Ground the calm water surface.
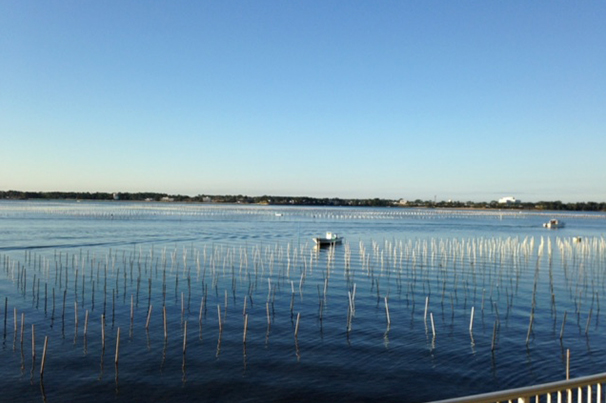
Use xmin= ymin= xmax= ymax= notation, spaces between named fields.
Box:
xmin=1 ymin=201 xmax=605 ymax=402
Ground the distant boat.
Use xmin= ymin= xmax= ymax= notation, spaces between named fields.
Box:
xmin=275 ymin=213 xmax=283 ymax=217
xmin=313 ymin=232 xmax=343 ymax=247
xmin=543 ymin=219 xmax=565 ymax=229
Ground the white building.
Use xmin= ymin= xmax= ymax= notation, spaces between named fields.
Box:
xmin=498 ymin=196 xmax=520 ymax=205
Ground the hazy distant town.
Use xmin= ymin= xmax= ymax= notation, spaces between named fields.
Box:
xmin=1 ymin=190 xmax=604 ymax=212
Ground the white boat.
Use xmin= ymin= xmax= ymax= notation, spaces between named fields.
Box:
xmin=313 ymin=232 xmax=343 ymax=247
xmin=543 ymin=219 xmax=565 ymax=229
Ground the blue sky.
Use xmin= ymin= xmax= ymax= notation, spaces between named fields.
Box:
xmin=1 ymin=1 xmax=604 ymax=202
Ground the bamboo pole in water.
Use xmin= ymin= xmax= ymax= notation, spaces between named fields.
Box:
xmin=585 ymin=308 xmax=593 ymax=335
xmin=384 ymin=297 xmax=391 ymax=326
xmin=74 ymin=301 xmax=78 ymax=335
xmin=243 ymin=314 xmax=248 ymax=344
xmin=526 ymin=311 xmax=534 ymax=345
xmin=491 ymin=321 xmax=498 ymax=351
xmin=31 ymin=324 xmax=35 ymax=364
xmin=217 ymin=305 xmax=222 ymax=332
xmin=20 ymin=312 xmax=24 ymax=345
xmin=115 ymin=327 xmax=120 ymax=365
xmin=3 ymin=297 xmax=7 ymax=340
xmin=84 ymin=310 xmax=89 ymax=338
xmin=163 ymin=306 xmax=167 ymax=340
xmin=294 ymin=313 xmax=300 ymax=338
xmin=40 ymin=336 xmax=48 ymax=379
xmin=101 ymin=314 xmax=105 ymax=349
xmin=145 ymin=305 xmax=152 ymax=330
xmin=566 ymin=349 xmax=570 ymax=380
xmin=183 ymin=321 xmax=187 ymax=355
xmin=203 ymin=297 xmax=204 ymax=326
xmin=469 ymin=306 xmax=475 ymax=335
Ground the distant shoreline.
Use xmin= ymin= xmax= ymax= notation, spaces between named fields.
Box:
xmin=1 ymin=190 xmax=604 ymax=212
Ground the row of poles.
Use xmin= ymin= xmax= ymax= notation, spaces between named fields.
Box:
xmin=3 ymin=236 xmax=604 ymax=330
xmin=0 ymin=287 xmax=581 ymax=386
xmin=1 ymin=235 xmax=604 ymax=385
xmin=5 ymin=203 xmax=585 ymax=221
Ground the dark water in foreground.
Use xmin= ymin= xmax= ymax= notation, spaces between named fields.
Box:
xmin=1 ymin=201 xmax=605 ymax=402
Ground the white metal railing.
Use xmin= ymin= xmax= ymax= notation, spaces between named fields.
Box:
xmin=430 ymin=372 xmax=606 ymax=403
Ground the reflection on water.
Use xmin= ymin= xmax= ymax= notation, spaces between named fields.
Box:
xmin=0 ymin=201 xmax=605 ymax=402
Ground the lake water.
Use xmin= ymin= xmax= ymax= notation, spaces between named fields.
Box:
xmin=1 ymin=200 xmax=605 ymax=402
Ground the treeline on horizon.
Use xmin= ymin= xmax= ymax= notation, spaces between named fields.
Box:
xmin=1 ymin=190 xmax=605 ymax=212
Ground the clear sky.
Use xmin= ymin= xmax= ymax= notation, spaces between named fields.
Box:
xmin=1 ymin=1 xmax=604 ymax=202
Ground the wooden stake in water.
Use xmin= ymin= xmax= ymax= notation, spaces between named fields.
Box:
xmin=384 ymin=297 xmax=391 ymax=326
xmin=294 ymin=312 xmax=300 ymax=338
xmin=430 ymin=312 xmax=436 ymax=338
xmin=469 ymin=306 xmax=475 ymax=335
xmin=243 ymin=314 xmax=248 ymax=344
xmin=3 ymin=297 xmax=7 ymax=339
xmin=560 ymin=311 xmax=567 ymax=340
xmin=84 ymin=310 xmax=89 ymax=338
xmin=525 ymin=311 xmax=534 ymax=345
xmin=491 ymin=320 xmax=498 ymax=351
xmin=217 ymin=305 xmax=223 ymax=332
xmin=115 ymin=327 xmax=120 ymax=365
xmin=40 ymin=336 xmax=48 ymax=379
xmin=424 ymin=296 xmax=429 ymax=324
xmin=163 ymin=306 xmax=167 ymax=340
xmin=20 ymin=312 xmax=24 ymax=345
xmin=101 ymin=314 xmax=106 ymax=349
xmin=31 ymin=324 xmax=36 ymax=364
xmin=183 ymin=321 xmax=187 ymax=355
xmin=203 ymin=297 xmax=204 ymax=325
xmin=585 ymin=308 xmax=593 ymax=335
xmin=74 ymin=302 xmax=78 ymax=333
xmin=566 ymin=349 xmax=570 ymax=380
xmin=145 ymin=305 xmax=152 ymax=330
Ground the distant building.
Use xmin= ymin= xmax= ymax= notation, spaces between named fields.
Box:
xmin=398 ymin=199 xmax=408 ymax=206
xmin=113 ymin=193 xmax=120 ymax=200
xmin=498 ymin=196 xmax=520 ymax=205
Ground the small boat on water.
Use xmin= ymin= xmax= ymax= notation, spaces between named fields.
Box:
xmin=543 ymin=219 xmax=565 ymax=229
xmin=313 ymin=232 xmax=343 ymax=247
